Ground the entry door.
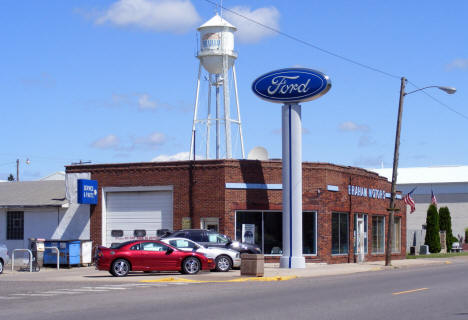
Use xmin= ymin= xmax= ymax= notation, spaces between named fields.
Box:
xmin=356 ymin=218 xmax=365 ymax=262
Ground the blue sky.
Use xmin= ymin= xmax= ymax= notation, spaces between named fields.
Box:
xmin=1 ymin=0 xmax=467 ymax=180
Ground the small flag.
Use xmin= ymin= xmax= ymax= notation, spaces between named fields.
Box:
xmin=431 ymin=189 xmax=438 ymax=206
xmin=404 ymin=187 xmax=417 ymax=214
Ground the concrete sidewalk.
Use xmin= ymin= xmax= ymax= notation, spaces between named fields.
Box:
xmin=1 ymin=257 xmax=461 ymax=283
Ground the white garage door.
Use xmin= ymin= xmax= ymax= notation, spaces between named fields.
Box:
xmin=105 ymin=191 xmax=173 ymax=247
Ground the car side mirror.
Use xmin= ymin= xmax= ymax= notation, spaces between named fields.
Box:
xmin=166 ymin=248 xmax=174 ymax=255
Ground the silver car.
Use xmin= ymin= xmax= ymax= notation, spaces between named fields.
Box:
xmin=0 ymin=243 xmax=10 ymax=274
xmin=162 ymin=237 xmax=241 ymax=272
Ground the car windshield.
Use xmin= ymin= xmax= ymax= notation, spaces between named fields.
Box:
xmin=207 ymin=232 xmax=230 ymax=244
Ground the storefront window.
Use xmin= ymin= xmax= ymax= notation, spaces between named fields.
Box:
xmin=372 ymin=216 xmax=385 ymax=254
xmin=235 ymin=211 xmax=317 ymax=255
xmin=332 ymin=212 xmax=348 ymax=255
xmin=236 ymin=211 xmax=262 ymax=249
xmin=392 ymin=217 xmax=401 ymax=253
xmin=303 ymin=212 xmax=316 ymax=255
xmin=264 ymin=212 xmax=282 ymax=254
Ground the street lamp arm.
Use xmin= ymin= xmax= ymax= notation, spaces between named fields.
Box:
xmin=405 ymin=85 xmax=456 ymax=96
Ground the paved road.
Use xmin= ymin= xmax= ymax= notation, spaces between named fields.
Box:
xmin=1 ymin=259 xmax=468 ymax=320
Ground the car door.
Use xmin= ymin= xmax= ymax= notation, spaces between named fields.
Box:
xmin=140 ymin=242 xmax=178 ymax=270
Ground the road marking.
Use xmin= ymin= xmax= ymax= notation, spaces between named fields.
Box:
xmin=11 ymin=293 xmax=56 ymax=297
xmin=0 ymin=296 xmax=21 ymax=300
xmin=141 ymin=275 xmax=298 ymax=284
xmin=91 ymin=286 xmax=128 ymax=290
xmin=392 ymin=288 xmax=429 ymax=295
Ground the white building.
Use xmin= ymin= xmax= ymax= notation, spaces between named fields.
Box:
xmin=0 ymin=180 xmax=90 ymax=253
xmin=372 ymin=166 xmax=468 ymax=242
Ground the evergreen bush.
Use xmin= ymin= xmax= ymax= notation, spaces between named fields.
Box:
xmin=465 ymin=227 xmax=468 ymax=244
xmin=439 ymin=206 xmax=455 ymax=250
xmin=425 ymin=204 xmax=441 ymax=253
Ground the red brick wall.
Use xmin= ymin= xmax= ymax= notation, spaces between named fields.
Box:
xmin=66 ymin=160 xmax=406 ymax=263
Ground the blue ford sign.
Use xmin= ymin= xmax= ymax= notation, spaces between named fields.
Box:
xmin=77 ymin=179 xmax=98 ymax=204
xmin=252 ymin=68 xmax=331 ymax=103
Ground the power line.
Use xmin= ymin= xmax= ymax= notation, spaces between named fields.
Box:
xmin=202 ymin=0 xmax=401 ymax=80
xmin=202 ymin=0 xmax=468 ymax=122
xmin=407 ymin=80 xmax=468 ymax=121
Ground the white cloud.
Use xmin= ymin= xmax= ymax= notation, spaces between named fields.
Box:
xmin=446 ymin=58 xmax=468 ymax=71
xmin=152 ymin=151 xmax=190 ymax=162
xmin=224 ymin=6 xmax=280 ymax=43
xmin=133 ymin=131 xmax=166 ymax=149
xmin=95 ymin=0 xmax=201 ymax=34
xmin=339 ymin=121 xmax=370 ymax=132
xmin=138 ymin=93 xmax=157 ymax=110
xmin=91 ymin=134 xmax=121 ymax=149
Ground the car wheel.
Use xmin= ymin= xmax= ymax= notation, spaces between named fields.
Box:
xmin=0 ymin=260 xmax=3 ymax=274
xmin=181 ymin=257 xmax=200 ymax=275
xmin=111 ymin=259 xmax=130 ymax=277
xmin=215 ymin=255 xmax=232 ymax=272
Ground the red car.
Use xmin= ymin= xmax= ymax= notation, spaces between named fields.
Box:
xmin=95 ymin=240 xmax=215 ymax=277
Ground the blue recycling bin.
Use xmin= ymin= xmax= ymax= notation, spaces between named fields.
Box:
xmin=44 ymin=240 xmax=81 ymax=266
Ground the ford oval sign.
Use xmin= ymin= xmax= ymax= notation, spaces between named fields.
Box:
xmin=252 ymin=68 xmax=331 ymax=103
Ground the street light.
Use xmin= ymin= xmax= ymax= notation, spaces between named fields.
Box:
xmin=385 ymin=77 xmax=456 ymax=266
xmin=16 ymin=158 xmax=30 ymax=182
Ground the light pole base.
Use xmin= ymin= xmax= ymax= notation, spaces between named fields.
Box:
xmin=279 ymin=255 xmax=306 ymax=269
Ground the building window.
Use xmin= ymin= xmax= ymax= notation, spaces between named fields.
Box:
xmin=392 ymin=217 xmax=401 ymax=253
xmin=235 ymin=211 xmax=317 ymax=255
xmin=372 ymin=216 xmax=385 ymax=254
xmin=7 ymin=211 xmax=24 ymax=240
xmin=303 ymin=212 xmax=317 ymax=255
xmin=332 ymin=212 xmax=349 ymax=255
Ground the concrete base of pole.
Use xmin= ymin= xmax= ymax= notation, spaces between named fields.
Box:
xmin=279 ymin=255 xmax=306 ymax=269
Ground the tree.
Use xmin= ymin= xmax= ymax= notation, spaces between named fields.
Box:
xmin=7 ymin=173 xmax=15 ymax=181
xmin=439 ymin=206 xmax=456 ymax=250
xmin=425 ymin=204 xmax=441 ymax=253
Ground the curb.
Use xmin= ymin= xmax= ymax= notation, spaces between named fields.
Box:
xmin=140 ymin=275 xmax=298 ymax=283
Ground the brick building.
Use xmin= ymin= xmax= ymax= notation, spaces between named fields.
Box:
xmin=66 ymin=159 xmax=406 ymax=263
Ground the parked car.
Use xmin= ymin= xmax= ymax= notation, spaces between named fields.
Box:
xmin=163 ymin=229 xmax=261 ymax=254
xmin=95 ymin=240 xmax=215 ymax=277
xmin=0 ymin=243 xmax=10 ymax=274
xmin=161 ymin=237 xmax=241 ymax=272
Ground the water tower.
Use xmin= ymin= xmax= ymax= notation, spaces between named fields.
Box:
xmin=190 ymin=14 xmax=245 ymax=159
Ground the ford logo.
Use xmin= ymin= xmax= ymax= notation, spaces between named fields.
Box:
xmin=252 ymin=68 xmax=331 ymax=103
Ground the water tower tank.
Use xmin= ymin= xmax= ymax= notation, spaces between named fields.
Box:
xmin=197 ymin=14 xmax=237 ymax=75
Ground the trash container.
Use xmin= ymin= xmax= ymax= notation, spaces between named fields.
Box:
xmin=80 ymin=240 xmax=93 ymax=266
xmin=240 ymin=254 xmax=264 ymax=277
xmin=44 ymin=240 xmax=81 ymax=267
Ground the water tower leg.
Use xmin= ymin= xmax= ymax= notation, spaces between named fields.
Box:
xmin=206 ymin=74 xmax=212 ymax=159
xmin=222 ymin=55 xmax=232 ymax=158
xmin=280 ymin=103 xmax=306 ymax=269
xmin=215 ymin=75 xmax=220 ymax=159
xmin=232 ymin=65 xmax=245 ymax=159
xmin=190 ymin=63 xmax=202 ymax=160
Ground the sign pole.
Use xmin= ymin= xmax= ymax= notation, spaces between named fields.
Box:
xmin=280 ymin=103 xmax=305 ymax=269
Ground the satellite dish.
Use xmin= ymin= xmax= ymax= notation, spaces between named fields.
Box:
xmin=247 ymin=146 xmax=269 ymax=160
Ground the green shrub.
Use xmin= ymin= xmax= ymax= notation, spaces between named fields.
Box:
xmin=425 ymin=204 xmax=441 ymax=253
xmin=465 ymin=227 xmax=468 ymax=244
xmin=439 ymin=207 xmax=454 ymax=250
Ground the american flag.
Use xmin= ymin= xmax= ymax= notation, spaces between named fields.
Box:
xmin=404 ymin=187 xmax=417 ymax=214
xmin=431 ymin=189 xmax=438 ymax=206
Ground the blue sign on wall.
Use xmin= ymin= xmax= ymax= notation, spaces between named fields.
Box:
xmin=77 ymin=179 xmax=98 ymax=204
xmin=252 ymin=68 xmax=331 ymax=103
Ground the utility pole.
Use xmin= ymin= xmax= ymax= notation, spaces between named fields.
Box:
xmin=386 ymin=77 xmax=406 ymax=266
xmin=16 ymin=159 xmax=19 ymax=182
